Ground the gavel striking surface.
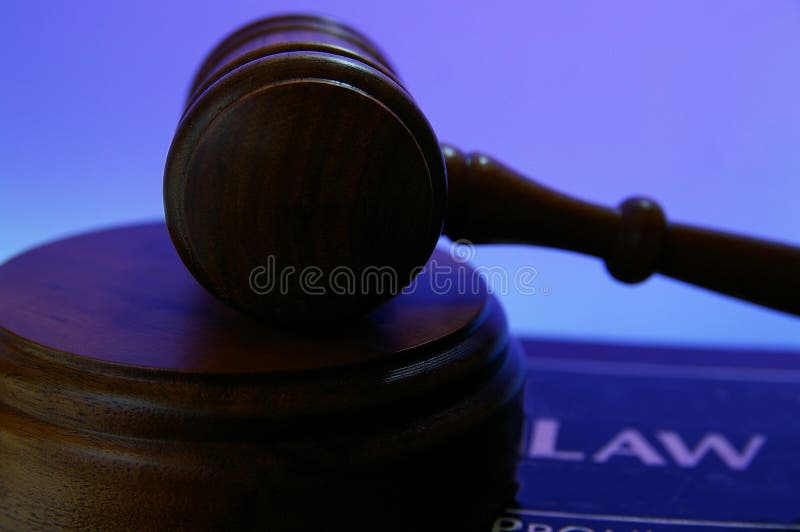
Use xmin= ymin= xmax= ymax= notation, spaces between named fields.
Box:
xmin=0 ymin=223 xmax=523 ymax=531
xmin=164 ymin=15 xmax=446 ymax=323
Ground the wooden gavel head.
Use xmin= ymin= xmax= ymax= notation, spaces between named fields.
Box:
xmin=164 ymin=14 xmax=446 ymax=322
xmin=166 ymin=13 xmax=800 ymax=321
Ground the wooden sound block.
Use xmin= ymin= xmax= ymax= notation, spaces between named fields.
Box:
xmin=0 ymin=223 xmax=524 ymax=531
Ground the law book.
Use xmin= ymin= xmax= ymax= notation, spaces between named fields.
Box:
xmin=493 ymin=338 xmax=800 ymax=532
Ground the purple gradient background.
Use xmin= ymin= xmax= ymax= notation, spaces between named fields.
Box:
xmin=1 ymin=1 xmax=798 ymax=347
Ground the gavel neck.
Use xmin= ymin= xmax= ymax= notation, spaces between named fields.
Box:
xmin=441 ymin=144 xmax=800 ymax=316
xmin=442 ymin=144 xmax=618 ymax=259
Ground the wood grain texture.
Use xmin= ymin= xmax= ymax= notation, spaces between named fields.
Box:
xmin=0 ymin=223 xmax=523 ymax=531
xmin=443 ymin=145 xmax=800 ymax=316
xmin=188 ymin=14 xmax=399 ymax=101
xmin=164 ymin=15 xmax=446 ymax=323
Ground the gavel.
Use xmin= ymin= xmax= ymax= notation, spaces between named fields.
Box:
xmin=2 ymin=13 xmax=796 ymax=531
xmin=164 ymin=13 xmax=800 ymax=322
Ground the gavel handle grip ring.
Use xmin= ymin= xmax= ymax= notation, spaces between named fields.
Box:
xmin=442 ymin=144 xmax=800 ymax=316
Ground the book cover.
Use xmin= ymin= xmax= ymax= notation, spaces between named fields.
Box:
xmin=494 ymin=339 xmax=800 ymax=532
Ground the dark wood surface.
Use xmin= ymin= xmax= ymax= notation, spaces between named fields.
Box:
xmin=443 ymin=145 xmax=800 ymax=316
xmin=164 ymin=15 xmax=446 ymax=323
xmin=0 ymin=223 xmax=487 ymax=373
xmin=0 ymin=222 xmax=523 ymax=530
xmin=188 ymin=14 xmax=400 ymax=101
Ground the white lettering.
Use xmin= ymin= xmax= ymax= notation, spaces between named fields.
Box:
xmin=657 ymin=431 xmax=766 ymax=470
xmin=524 ymin=418 xmax=766 ymax=471
xmin=491 ymin=517 xmax=523 ymax=532
xmin=592 ymin=429 xmax=667 ymax=466
xmin=528 ymin=419 xmax=585 ymax=462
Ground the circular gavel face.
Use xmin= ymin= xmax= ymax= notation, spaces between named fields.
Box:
xmin=165 ymin=51 xmax=446 ymax=322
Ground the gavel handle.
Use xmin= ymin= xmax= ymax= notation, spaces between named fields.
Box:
xmin=442 ymin=145 xmax=800 ymax=316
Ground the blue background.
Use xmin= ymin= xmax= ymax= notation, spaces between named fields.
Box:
xmin=1 ymin=1 xmax=799 ymax=348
